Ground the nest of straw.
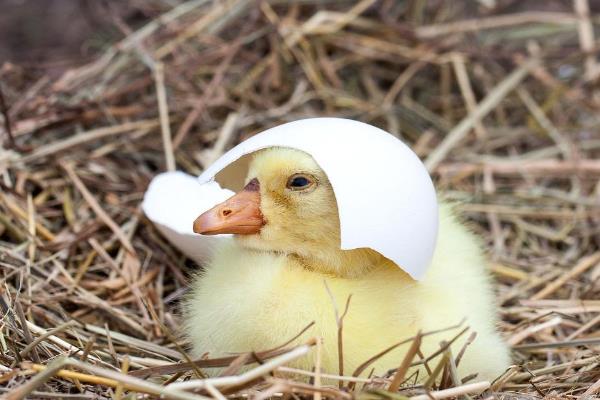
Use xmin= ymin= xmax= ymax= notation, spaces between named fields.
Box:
xmin=1 ymin=1 xmax=600 ymax=399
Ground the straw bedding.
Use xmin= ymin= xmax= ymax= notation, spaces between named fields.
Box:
xmin=1 ymin=1 xmax=599 ymax=398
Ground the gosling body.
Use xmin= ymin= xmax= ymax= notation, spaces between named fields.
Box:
xmin=185 ymin=148 xmax=510 ymax=381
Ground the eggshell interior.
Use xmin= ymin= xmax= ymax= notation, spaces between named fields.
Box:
xmin=198 ymin=118 xmax=438 ymax=280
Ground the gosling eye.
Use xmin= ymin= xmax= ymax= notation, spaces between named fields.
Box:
xmin=286 ymin=173 xmax=316 ymax=192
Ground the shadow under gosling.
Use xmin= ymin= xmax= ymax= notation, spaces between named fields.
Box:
xmin=185 ymin=147 xmax=511 ymax=381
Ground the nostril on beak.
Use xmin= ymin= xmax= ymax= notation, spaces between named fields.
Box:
xmin=221 ymin=208 xmax=232 ymax=217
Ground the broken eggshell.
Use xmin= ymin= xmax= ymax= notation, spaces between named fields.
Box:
xmin=199 ymin=118 xmax=438 ymax=279
xmin=142 ymin=171 xmax=234 ymax=265
xmin=144 ymin=117 xmax=438 ymax=280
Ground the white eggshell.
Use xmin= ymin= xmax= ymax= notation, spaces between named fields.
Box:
xmin=142 ymin=171 xmax=234 ymax=264
xmin=198 ymin=118 xmax=438 ymax=280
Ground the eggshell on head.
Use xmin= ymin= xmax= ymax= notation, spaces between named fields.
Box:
xmin=198 ymin=118 xmax=438 ymax=280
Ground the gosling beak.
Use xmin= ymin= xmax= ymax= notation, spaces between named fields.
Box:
xmin=193 ymin=178 xmax=265 ymax=235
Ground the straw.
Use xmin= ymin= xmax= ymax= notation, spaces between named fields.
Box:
xmin=1 ymin=1 xmax=599 ymax=398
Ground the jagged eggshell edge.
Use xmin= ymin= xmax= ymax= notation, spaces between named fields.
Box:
xmin=142 ymin=171 xmax=234 ymax=265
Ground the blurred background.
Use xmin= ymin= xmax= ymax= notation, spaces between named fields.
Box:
xmin=0 ymin=0 xmax=147 ymax=70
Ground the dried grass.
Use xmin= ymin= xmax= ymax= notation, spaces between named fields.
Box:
xmin=1 ymin=1 xmax=599 ymax=399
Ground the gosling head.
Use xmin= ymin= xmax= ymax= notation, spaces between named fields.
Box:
xmin=193 ymin=147 xmax=384 ymax=276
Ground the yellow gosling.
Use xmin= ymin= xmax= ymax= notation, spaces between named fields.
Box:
xmin=185 ymin=147 xmax=510 ymax=381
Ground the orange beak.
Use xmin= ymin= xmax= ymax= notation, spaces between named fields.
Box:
xmin=193 ymin=178 xmax=265 ymax=235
